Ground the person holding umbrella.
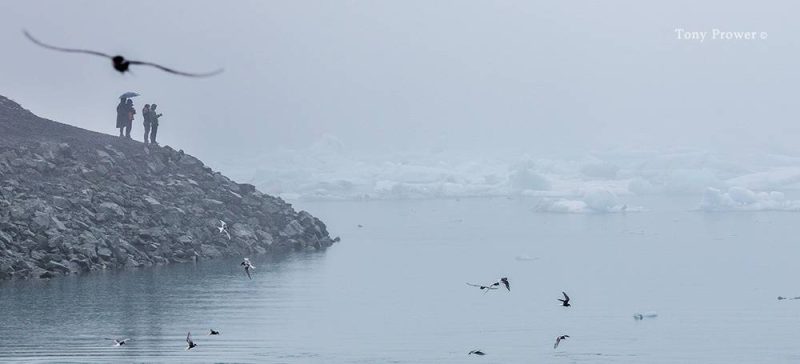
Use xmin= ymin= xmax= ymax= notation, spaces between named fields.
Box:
xmin=115 ymin=98 xmax=127 ymax=137
xmin=116 ymin=92 xmax=139 ymax=138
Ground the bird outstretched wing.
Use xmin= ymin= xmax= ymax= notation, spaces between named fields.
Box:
xmin=24 ymin=30 xmax=111 ymax=58
xmin=128 ymin=60 xmax=223 ymax=78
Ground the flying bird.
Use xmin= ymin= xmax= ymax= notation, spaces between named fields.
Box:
xmin=105 ymin=338 xmax=131 ymax=346
xmin=241 ymin=258 xmax=255 ymax=279
xmin=186 ymin=332 xmax=197 ymax=350
xmin=208 ymin=329 xmax=220 ymax=336
xmin=554 ymin=335 xmax=569 ymax=349
xmin=500 ymin=277 xmax=510 ymax=291
xmin=466 ymin=282 xmax=499 ymax=293
xmin=23 ymin=30 xmax=223 ymax=77
xmin=217 ymin=220 xmax=231 ymax=240
xmin=468 ymin=350 xmax=486 ymax=355
xmin=558 ymin=291 xmax=571 ymax=307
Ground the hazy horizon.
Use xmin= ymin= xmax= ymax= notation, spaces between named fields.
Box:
xmin=1 ymin=1 xmax=798 ymax=163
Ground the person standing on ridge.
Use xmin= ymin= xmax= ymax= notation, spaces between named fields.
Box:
xmin=116 ymin=98 xmax=127 ymax=137
xmin=149 ymin=104 xmax=163 ymax=145
xmin=124 ymin=99 xmax=135 ymax=138
xmin=142 ymin=104 xmax=151 ymax=143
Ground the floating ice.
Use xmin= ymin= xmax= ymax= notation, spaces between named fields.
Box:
xmin=699 ymin=186 xmax=800 ymax=211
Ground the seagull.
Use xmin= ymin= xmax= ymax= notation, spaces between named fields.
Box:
xmin=208 ymin=329 xmax=220 ymax=336
xmin=186 ymin=332 xmax=197 ymax=350
xmin=105 ymin=338 xmax=131 ymax=346
xmin=554 ymin=335 xmax=569 ymax=349
xmin=241 ymin=258 xmax=255 ymax=279
xmin=499 ymin=277 xmax=510 ymax=291
xmin=468 ymin=350 xmax=486 ymax=355
xmin=466 ymin=282 xmax=500 ymax=293
xmin=217 ymin=220 xmax=231 ymax=240
xmin=558 ymin=291 xmax=571 ymax=307
xmin=23 ymin=30 xmax=223 ymax=77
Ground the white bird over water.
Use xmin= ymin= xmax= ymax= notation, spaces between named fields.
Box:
xmin=241 ymin=258 xmax=255 ymax=279
xmin=217 ymin=220 xmax=231 ymax=240
xmin=105 ymin=338 xmax=131 ymax=346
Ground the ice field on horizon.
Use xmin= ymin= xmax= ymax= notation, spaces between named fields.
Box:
xmin=215 ymin=135 xmax=800 ymax=212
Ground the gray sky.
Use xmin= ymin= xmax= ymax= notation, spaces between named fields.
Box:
xmin=1 ymin=0 xmax=798 ymax=165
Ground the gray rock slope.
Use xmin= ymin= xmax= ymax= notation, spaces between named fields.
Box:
xmin=0 ymin=95 xmax=337 ymax=279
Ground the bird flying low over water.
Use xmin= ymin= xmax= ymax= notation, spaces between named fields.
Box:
xmin=500 ymin=277 xmax=510 ymax=291
xmin=558 ymin=291 xmax=571 ymax=307
xmin=241 ymin=258 xmax=255 ymax=279
xmin=466 ymin=282 xmax=499 ymax=293
xmin=105 ymin=338 xmax=130 ymax=346
xmin=208 ymin=329 xmax=220 ymax=336
xmin=218 ymin=220 xmax=231 ymax=240
xmin=186 ymin=332 xmax=197 ymax=350
xmin=554 ymin=335 xmax=569 ymax=349
xmin=468 ymin=350 xmax=486 ymax=355
xmin=23 ymin=30 xmax=223 ymax=77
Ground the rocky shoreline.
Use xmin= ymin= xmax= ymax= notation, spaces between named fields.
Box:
xmin=0 ymin=95 xmax=337 ymax=280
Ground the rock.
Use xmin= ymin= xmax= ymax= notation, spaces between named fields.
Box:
xmin=97 ymin=247 xmax=113 ymax=260
xmin=232 ymin=223 xmax=256 ymax=239
xmin=0 ymin=94 xmax=337 ymax=281
xmin=281 ymin=220 xmax=304 ymax=237
xmin=0 ymin=231 xmax=12 ymax=245
xmin=177 ymin=235 xmax=193 ymax=244
xmin=51 ymin=216 xmax=67 ymax=231
xmin=98 ymin=202 xmax=125 ymax=217
xmin=143 ymin=196 xmax=162 ymax=210
xmin=46 ymin=260 xmax=71 ymax=274
xmin=120 ymin=174 xmax=138 ymax=185
xmin=31 ymin=212 xmax=52 ymax=232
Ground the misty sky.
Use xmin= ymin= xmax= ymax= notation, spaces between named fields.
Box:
xmin=1 ymin=1 xmax=798 ymax=166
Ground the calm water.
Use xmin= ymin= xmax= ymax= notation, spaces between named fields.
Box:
xmin=2 ymin=196 xmax=800 ymax=363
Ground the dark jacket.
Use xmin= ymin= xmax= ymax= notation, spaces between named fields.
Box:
xmin=142 ymin=108 xmax=151 ymax=126
xmin=116 ymin=101 xmax=127 ymax=128
xmin=150 ymin=111 xmax=162 ymax=126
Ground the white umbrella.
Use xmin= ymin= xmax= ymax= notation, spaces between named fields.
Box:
xmin=119 ymin=92 xmax=140 ymax=99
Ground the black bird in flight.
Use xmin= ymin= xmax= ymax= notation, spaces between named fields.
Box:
xmin=554 ymin=335 xmax=569 ymax=349
xmin=468 ymin=350 xmax=486 ymax=355
xmin=208 ymin=329 xmax=220 ymax=336
xmin=558 ymin=291 xmax=571 ymax=307
xmin=23 ymin=30 xmax=223 ymax=77
xmin=499 ymin=277 xmax=510 ymax=291
xmin=186 ymin=332 xmax=197 ymax=350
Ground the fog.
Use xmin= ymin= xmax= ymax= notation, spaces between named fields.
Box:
xmin=2 ymin=1 xmax=799 ymax=200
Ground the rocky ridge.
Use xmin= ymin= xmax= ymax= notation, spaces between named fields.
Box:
xmin=0 ymin=95 xmax=337 ymax=279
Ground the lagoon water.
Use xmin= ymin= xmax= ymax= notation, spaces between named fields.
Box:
xmin=1 ymin=196 xmax=799 ymax=363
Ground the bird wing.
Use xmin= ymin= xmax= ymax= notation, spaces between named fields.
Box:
xmin=186 ymin=332 xmax=192 ymax=344
xmin=562 ymin=291 xmax=570 ymax=301
xmin=127 ymin=60 xmax=223 ymax=78
xmin=501 ymin=278 xmax=510 ymax=291
xmin=245 ymin=267 xmax=252 ymax=280
xmin=466 ymin=283 xmax=482 ymax=288
xmin=23 ymin=30 xmax=111 ymax=58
